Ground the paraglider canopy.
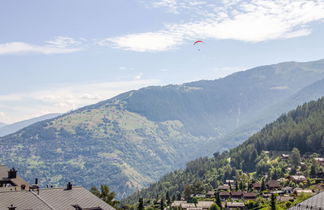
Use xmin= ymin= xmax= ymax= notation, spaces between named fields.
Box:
xmin=193 ymin=40 xmax=204 ymax=45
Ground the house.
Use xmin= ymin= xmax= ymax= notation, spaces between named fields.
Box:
xmin=252 ymin=183 xmax=261 ymax=191
xmin=230 ymin=191 xmax=243 ymax=200
xmin=293 ymin=189 xmax=314 ymax=196
xmin=206 ymin=191 xmax=215 ymax=198
xmin=0 ymin=185 xmax=115 ymax=210
xmin=196 ymin=201 xmax=214 ymax=210
xmin=179 ymin=201 xmax=213 ymax=210
xmin=225 ymin=180 xmax=235 ymax=185
xmin=218 ymin=184 xmax=230 ymax=191
xmin=243 ymin=192 xmax=257 ymax=200
xmin=266 ymin=180 xmax=281 ymax=190
xmin=0 ymin=165 xmax=30 ymax=190
xmin=288 ymin=175 xmax=307 ymax=183
xmin=0 ymin=165 xmax=115 ymax=210
xmin=225 ymin=202 xmax=245 ymax=210
xmin=219 ymin=191 xmax=230 ymax=200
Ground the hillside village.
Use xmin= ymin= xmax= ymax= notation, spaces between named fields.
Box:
xmin=129 ymin=149 xmax=324 ymax=210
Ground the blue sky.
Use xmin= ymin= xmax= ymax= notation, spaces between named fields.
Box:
xmin=1 ymin=0 xmax=324 ymax=123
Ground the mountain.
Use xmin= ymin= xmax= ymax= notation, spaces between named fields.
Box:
xmin=0 ymin=122 xmax=6 ymax=128
xmin=1 ymin=59 xmax=324 ymax=198
xmin=0 ymin=113 xmax=61 ymax=137
xmin=124 ymin=96 xmax=324 ymax=203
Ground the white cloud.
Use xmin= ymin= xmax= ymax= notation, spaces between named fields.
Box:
xmin=0 ymin=79 xmax=160 ymax=124
xmin=105 ymin=0 xmax=324 ymax=52
xmin=99 ymin=31 xmax=184 ymax=52
xmin=0 ymin=37 xmax=83 ymax=55
xmin=134 ymin=72 xmax=144 ymax=80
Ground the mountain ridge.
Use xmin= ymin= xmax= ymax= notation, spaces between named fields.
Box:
xmin=1 ymin=59 xmax=324 ymax=198
xmin=0 ymin=113 xmax=61 ymax=137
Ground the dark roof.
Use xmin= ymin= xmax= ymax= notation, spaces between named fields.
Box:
xmin=243 ymin=192 xmax=257 ymax=198
xmin=219 ymin=192 xmax=230 ymax=196
xmin=252 ymin=183 xmax=261 ymax=188
xmin=231 ymin=191 xmax=243 ymax=196
xmin=289 ymin=191 xmax=324 ymax=209
xmin=267 ymin=180 xmax=280 ymax=188
xmin=0 ymin=186 xmax=115 ymax=210
xmin=217 ymin=185 xmax=230 ymax=190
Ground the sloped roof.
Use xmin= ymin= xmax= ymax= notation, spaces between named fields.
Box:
xmin=0 ymin=186 xmax=115 ymax=210
xmin=0 ymin=165 xmax=30 ymax=189
xmin=289 ymin=191 xmax=324 ymax=209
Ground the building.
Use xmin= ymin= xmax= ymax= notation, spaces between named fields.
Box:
xmin=230 ymin=191 xmax=243 ymax=200
xmin=289 ymin=191 xmax=324 ymax=209
xmin=289 ymin=175 xmax=307 ymax=183
xmin=219 ymin=191 xmax=230 ymax=201
xmin=225 ymin=202 xmax=245 ymax=210
xmin=217 ymin=184 xmax=230 ymax=191
xmin=0 ymin=165 xmax=115 ymax=210
xmin=0 ymin=165 xmax=30 ymax=190
xmin=243 ymin=192 xmax=257 ymax=200
xmin=252 ymin=183 xmax=261 ymax=191
xmin=266 ymin=180 xmax=281 ymax=190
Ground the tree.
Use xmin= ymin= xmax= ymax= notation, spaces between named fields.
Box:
xmin=261 ymin=179 xmax=266 ymax=191
xmin=166 ymin=191 xmax=172 ymax=207
xmin=291 ymin=147 xmax=301 ymax=167
xmin=214 ymin=191 xmax=222 ymax=209
xmin=90 ymin=185 xmax=119 ymax=208
xmin=138 ymin=198 xmax=144 ymax=210
xmin=209 ymin=203 xmax=221 ymax=210
xmin=160 ymin=198 xmax=165 ymax=210
xmin=271 ymin=193 xmax=276 ymax=210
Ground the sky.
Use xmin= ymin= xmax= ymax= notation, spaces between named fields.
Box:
xmin=1 ymin=0 xmax=324 ymax=123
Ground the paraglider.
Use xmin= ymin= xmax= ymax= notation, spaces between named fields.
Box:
xmin=193 ymin=40 xmax=204 ymax=45
xmin=193 ymin=40 xmax=204 ymax=51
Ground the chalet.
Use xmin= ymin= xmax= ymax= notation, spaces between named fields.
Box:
xmin=217 ymin=184 xmax=230 ymax=191
xmin=196 ymin=201 xmax=214 ymax=210
xmin=0 ymin=165 xmax=30 ymax=190
xmin=288 ymin=175 xmax=307 ymax=183
xmin=0 ymin=165 xmax=115 ymax=210
xmin=230 ymin=191 xmax=243 ymax=200
xmin=225 ymin=202 xmax=245 ymax=210
xmin=225 ymin=180 xmax=235 ymax=185
xmin=0 ymin=185 xmax=115 ymax=210
xmin=266 ymin=180 xmax=281 ymax=190
xmin=179 ymin=201 xmax=213 ymax=210
xmin=252 ymin=183 xmax=261 ymax=191
xmin=206 ymin=191 xmax=215 ymax=198
xmin=219 ymin=191 xmax=230 ymax=201
xmin=243 ymin=192 xmax=257 ymax=200
xmin=180 ymin=203 xmax=196 ymax=210
xmin=294 ymin=189 xmax=314 ymax=196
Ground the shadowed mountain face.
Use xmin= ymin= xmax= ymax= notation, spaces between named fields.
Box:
xmin=124 ymin=97 xmax=324 ymax=204
xmin=1 ymin=59 xmax=324 ymax=198
xmin=0 ymin=113 xmax=61 ymax=137
xmin=0 ymin=123 xmax=6 ymax=128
